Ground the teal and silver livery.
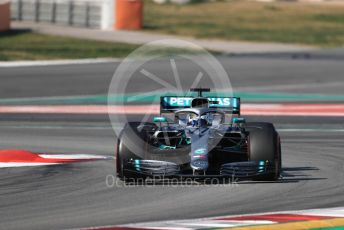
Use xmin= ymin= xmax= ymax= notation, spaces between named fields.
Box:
xmin=116 ymin=88 xmax=282 ymax=182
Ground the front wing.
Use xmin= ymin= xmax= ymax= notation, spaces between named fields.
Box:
xmin=122 ymin=159 xmax=275 ymax=179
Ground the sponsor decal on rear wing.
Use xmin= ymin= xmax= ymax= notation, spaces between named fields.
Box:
xmin=160 ymin=96 xmax=240 ymax=114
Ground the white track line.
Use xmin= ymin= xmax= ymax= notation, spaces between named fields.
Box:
xmin=293 ymin=207 xmax=344 ymax=217
xmin=116 ymin=207 xmax=344 ymax=229
xmin=0 ymin=162 xmax=60 ymax=168
xmin=0 ymin=154 xmax=113 ymax=168
xmin=0 ymin=58 xmax=120 ymax=68
xmin=39 ymin=154 xmax=112 ymax=160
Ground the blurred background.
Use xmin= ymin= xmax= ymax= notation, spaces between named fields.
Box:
xmin=1 ymin=0 xmax=344 ymax=60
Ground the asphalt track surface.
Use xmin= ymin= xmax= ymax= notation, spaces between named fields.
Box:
xmin=1 ymin=51 xmax=344 ymax=229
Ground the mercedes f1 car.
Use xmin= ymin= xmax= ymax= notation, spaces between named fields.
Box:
xmin=116 ymin=88 xmax=281 ymax=182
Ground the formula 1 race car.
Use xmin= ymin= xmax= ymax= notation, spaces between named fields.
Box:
xmin=116 ymin=88 xmax=281 ymax=182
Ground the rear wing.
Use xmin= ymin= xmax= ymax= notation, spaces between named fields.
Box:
xmin=160 ymin=96 xmax=240 ymax=115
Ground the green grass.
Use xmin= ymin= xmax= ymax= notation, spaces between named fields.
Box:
xmin=0 ymin=30 xmax=209 ymax=60
xmin=0 ymin=30 xmax=139 ymax=61
xmin=2 ymin=1 xmax=344 ymax=60
xmin=144 ymin=0 xmax=344 ymax=47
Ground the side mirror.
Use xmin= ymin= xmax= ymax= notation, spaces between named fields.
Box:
xmin=153 ymin=116 xmax=167 ymax=123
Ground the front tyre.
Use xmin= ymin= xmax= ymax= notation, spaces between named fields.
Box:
xmin=246 ymin=122 xmax=281 ymax=181
xmin=116 ymin=122 xmax=156 ymax=182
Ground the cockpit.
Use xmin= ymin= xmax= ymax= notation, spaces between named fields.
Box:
xmin=175 ymin=110 xmax=224 ymax=127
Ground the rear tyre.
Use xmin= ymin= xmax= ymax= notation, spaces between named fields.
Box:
xmin=245 ymin=122 xmax=281 ymax=181
xmin=116 ymin=122 xmax=157 ymax=182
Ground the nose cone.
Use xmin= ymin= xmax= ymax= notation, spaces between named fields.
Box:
xmin=191 ymin=147 xmax=209 ymax=171
xmin=189 ymin=127 xmax=210 ymax=172
xmin=191 ymin=159 xmax=209 ymax=171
